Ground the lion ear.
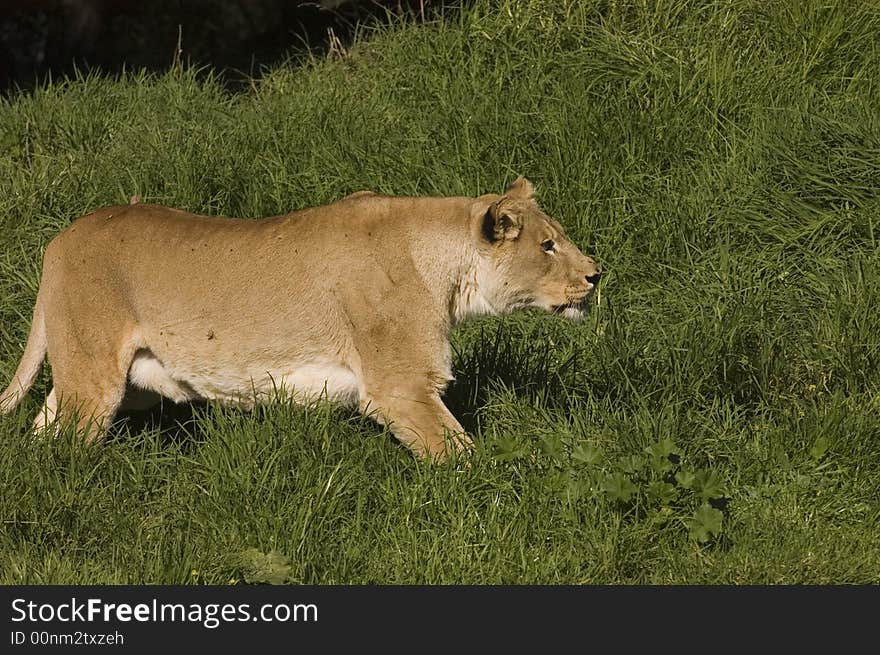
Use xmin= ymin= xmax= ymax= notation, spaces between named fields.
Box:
xmin=505 ymin=176 xmax=535 ymax=200
xmin=482 ymin=200 xmax=522 ymax=242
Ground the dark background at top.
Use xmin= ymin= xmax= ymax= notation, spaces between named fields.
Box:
xmin=0 ymin=0 xmax=436 ymax=94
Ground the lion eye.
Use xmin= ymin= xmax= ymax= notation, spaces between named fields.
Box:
xmin=541 ymin=239 xmax=556 ymax=252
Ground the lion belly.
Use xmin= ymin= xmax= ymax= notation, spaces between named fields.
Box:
xmin=127 ymin=350 xmax=360 ymax=409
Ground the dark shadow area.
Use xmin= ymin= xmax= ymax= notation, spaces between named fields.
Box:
xmin=443 ymin=321 xmax=601 ymax=435
xmin=109 ymin=397 xmax=209 ymax=447
xmin=0 ymin=0 xmax=458 ymax=95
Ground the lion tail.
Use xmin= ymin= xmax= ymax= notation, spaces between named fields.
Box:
xmin=0 ymin=296 xmax=47 ymax=414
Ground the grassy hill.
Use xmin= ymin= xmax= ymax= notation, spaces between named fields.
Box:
xmin=1 ymin=0 xmax=878 ymax=583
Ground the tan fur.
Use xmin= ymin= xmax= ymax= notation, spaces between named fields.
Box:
xmin=0 ymin=177 xmax=601 ymax=460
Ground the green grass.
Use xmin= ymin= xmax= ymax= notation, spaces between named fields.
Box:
xmin=2 ymin=0 xmax=880 ymax=584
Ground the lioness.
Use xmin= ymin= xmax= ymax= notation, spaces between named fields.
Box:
xmin=0 ymin=177 xmax=601 ymax=460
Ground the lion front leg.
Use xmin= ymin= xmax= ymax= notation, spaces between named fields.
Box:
xmin=361 ymin=380 xmax=472 ymax=461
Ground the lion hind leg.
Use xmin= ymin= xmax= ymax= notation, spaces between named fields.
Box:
xmin=46 ymin=381 xmax=126 ymax=444
xmin=31 ymin=386 xmax=59 ymax=437
xmin=48 ymin=336 xmax=142 ymax=444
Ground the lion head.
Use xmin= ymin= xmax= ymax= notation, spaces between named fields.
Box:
xmin=469 ymin=176 xmax=602 ymax=322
